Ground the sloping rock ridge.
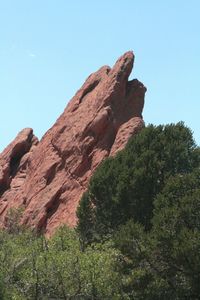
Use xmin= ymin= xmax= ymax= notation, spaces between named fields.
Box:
xmin=0 ymin=51 xmax=146 ymax=235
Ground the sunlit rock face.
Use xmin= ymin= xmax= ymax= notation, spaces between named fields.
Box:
xmin=0 ymin=51 xmax=146 ymax=235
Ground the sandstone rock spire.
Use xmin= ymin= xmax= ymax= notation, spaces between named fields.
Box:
xmin=0 ymin=51 xmax=146 ymax=235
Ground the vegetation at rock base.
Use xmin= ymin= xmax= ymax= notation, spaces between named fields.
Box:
xmin=114 ymin=170 xmax=200 ymax=299
xmin=0 ymin=225 xmax=123 ymax=299
xmin=77 ymin=122 xmax=200 ymax=299
xmin=77 ymin=122 xmax=200 ymax=241
xmin=1 ymin=123 xmax=200 ymax=299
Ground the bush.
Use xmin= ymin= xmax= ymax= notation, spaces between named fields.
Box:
xmin=0 ymin=226 xmax=123 ymax=299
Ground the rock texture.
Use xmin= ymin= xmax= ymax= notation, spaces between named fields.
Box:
xmin=0 ymin=129 xmax=38 ymax=222
xmin=0 ymin=51 xmax=146 ymax=235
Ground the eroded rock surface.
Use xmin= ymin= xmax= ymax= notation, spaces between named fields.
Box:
xmin=0 ymin=129 xmax=38 ymax=223
xmin=0 ymin=51 xmax=146 ymax=235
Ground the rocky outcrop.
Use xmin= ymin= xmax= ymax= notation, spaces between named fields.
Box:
xmin=0 ymin=129 xmax=38 ymax=222
xmin=0 ymin=51 xmax=146 ymax=235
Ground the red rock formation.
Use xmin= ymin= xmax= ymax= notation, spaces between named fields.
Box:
xmin=0 ymin=51 xmax=146 ymax=235
xmin=0 ymin=129 xmax=38 ymax=221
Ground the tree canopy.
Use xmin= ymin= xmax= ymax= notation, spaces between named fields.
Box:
xmin=115 ymin=170 xmax=200 ymax=299
xmin=77 ymin=122 xmax=200 ymax=242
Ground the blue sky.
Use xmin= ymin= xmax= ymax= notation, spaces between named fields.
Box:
xmin=0 ymin=1 xmax=199 ymax=152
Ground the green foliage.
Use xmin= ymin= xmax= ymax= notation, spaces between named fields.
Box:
xmin=151 ymin=170 xmax=200 ymax=298
xmin=0 ymin=226 xmax=123 ymax=299
xmin=0 ymin=122 xmax=200 ymax=299
xmin=76 ymin=191 xmax=95 ymax=249
xmin=114 ymin=170 xmax=200 ymax=299
xmin=76 ymin=122 xmax=200 ymax=298
xmin=77 ymin=123 xmax=200 ymax=242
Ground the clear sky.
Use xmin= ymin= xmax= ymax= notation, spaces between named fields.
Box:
xmin=0 ymin=0 xmax=199 ymax=152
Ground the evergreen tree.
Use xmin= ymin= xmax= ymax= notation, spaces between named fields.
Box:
xmin=114 ymin=170 xmax=200 ymax=299
xmin=77 ymin=123 xmax=200 ymax=241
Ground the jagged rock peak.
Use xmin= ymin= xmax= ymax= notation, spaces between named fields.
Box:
xmin=0 ymin=51 xmax=146 ymax=235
